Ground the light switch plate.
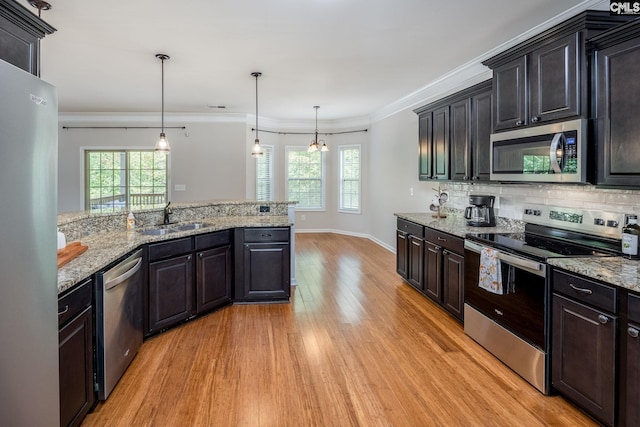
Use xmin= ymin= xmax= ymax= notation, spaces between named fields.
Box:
xmin=174 ymin=184 xmax=186 ymax=191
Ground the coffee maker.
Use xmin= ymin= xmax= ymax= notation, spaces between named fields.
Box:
xmin=465 ymin=195 xmax=496 ymax=227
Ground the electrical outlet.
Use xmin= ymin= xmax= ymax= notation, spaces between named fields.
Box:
xmin=301 ymin=214 xmax=306 ymax=221
xmin=410 ymin=187 xmax=414 ymax=196
xmin=259 ymin=205 xmax=270 ymax=213
xmin=174 ymin=184 xmax=186 ymax=191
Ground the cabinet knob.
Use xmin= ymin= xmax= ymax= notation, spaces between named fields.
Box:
xmin=531 ymin=116 xmax=541 ymax=123
xmin=187 ymin=255 xmax=192 ymax=261
xmin=598 ymin=314 xmax=609 ymax=324
xmin=435 ymin=246 xmax=441 ymax=251
xmin=515 ymin=120 xmax=524 ymax=126
xmin=199 ymin=253 xmax=204 ymax=258
xmin=463 ymin=176 xmax=470 ymax=180
xmin=443 ymin=250 xmax=448 ymax=255
xmin=629 ymin=327 xmax=639 ymax=338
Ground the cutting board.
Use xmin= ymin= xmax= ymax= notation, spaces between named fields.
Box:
xmin=57 ymin=241 xmax=88 ymax=268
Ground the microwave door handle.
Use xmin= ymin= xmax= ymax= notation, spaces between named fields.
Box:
xmin=549 ymin=133 xmax=565 ymax=174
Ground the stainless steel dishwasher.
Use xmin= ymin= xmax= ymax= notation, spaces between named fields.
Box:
xmin=95 ymin=248 xmax=144 ymax=400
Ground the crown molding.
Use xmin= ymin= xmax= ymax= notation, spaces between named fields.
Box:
xmin=58 ymin=112 xmax=248 ymax=124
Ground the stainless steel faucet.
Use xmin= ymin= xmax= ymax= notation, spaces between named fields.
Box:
xmin=163 ymin=201 xmax=172 ymax=224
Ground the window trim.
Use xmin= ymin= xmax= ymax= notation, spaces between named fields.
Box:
xmin=285 ymin=145 xmax=326 ymax=211
xmin=338 ymin=144 xmax=361 ymax=214
xmin=255 ymin=144 xmax=274 ymax=201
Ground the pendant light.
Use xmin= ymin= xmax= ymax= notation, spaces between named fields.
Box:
xmin=308 ymin=106 xmax=329 ymax=153
xmin=251 ymin=72 xmax=264 ymax=157
xmin=155 ymin=54 xmax=171 ymax=153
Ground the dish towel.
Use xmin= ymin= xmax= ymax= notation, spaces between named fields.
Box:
xmin=479 ymin=247 xmax=503 ymax=295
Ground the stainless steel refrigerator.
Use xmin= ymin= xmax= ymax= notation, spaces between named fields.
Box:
xmin=0 ymin=59 xmax=60 ymax=425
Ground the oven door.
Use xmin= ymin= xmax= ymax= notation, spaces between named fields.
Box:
xmin=464 ymin=240 xmax=547 ymax=350
xmin=490 ymin=118 xmax=586 ymax=183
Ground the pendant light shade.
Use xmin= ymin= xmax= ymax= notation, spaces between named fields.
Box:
xmin=308 ymin=106 xmax=328 ymax=153
xmin=155 ymin=54 xmax=171 ymax=153
xmin=251 ymin=72 xmax=264 ymax=158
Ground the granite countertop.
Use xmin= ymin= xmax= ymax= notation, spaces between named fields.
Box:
xmin=57 ymin=215 xmax=292 ymax=295
xmin=548 ymin=257 xmax=640 ymax=293
xmin=394 ymin=212 xmax=523 ymax=238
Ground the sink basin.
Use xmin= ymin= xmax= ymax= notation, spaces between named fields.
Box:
xmin=138 ymin=228 xmax=179 ymax=236
xmin=173 ymin=223 xmax=210 ymax=231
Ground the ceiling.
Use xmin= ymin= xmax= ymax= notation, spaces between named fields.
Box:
xmin=18 ymin=0 xmax=605 ymax=121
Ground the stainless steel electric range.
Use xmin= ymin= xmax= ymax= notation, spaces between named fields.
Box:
xmin=463 ymin=204 xmax=625 ymax=394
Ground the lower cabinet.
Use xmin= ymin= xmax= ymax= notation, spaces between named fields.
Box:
xmin=234 ymin=227 xmax=291 ymax=302
xmin=622 ymin=292 xmax=640 ymax=426
xmin=552 ymin=271 xmax=617 ymax=426
xmin=396 ymin=218 xmax=425 ymax=292
xmin=195 ymin=232 xmax=232 ymax=312
xmin=58 ymin=278 xmax=95 ymax=427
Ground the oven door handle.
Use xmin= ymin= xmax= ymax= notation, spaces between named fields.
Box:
xmin=464 ymin=240 xmax=546 ymax=277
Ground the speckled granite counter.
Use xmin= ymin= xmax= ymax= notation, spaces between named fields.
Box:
xmin=548 ymin=257 xmax=640 ymax=293
xmin=57 ymin=200 xmax=295 ymax=295
xmin=394 ymin=212 xmax=524 ymax=238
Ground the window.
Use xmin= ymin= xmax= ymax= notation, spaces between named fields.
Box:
xmin=255 ymin=145 xmax=274 ymax=201
xmin=339 ymin=145 xmax=361 ymax=213
xmin=85 ymin=150 xmax=168 ymax=213
xmin=286 ymin=146 xmax=325 ymax=210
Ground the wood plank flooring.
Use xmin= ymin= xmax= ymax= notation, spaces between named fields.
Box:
xmin=82 ymin=233 xmax=596 ymax=426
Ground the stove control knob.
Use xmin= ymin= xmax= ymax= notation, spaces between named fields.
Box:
xmin=533 ymin=210 xmax=541 ymax=216
xmin=607 ymin=220 xmax=619 ymax=228
xmin=524 ymin=209 xmax=533 ymax=215
xmin=594 ymin=218 xmax=605 ymax=226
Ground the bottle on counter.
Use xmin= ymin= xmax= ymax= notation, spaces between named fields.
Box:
xmin=127 ymin=211 xmax=136 ymax=230
xmin=622 ymin=214 xmax=640 ymax=259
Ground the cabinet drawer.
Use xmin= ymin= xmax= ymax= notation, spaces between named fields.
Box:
xmin=397 ymin=219 xmax=424 ymax=238
xmin=58 ymin=278 xmax=92 ymax=327
xmin=148 ymin=237 xmax=193 ymax=261
xmin=195 ymin=229 xmax=231 ymax=251
xmin=243 ymin=228 xmax=289 ymax=243
xmin=424 ymin=228 xmax=464 ymax=254
xmin=553 ymin=270 xmax=617 ymax=313
xmin=629 ymin=292 xmax=640 ymax=323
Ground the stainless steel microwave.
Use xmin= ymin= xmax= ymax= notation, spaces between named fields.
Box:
xmin=490 ymin=119 xmax=587 ymax=183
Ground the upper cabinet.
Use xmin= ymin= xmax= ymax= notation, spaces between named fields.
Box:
xmin=484 ymin=11 xmax=630 ymax=133
xmin=591 ymin=19 xmax=640 ymax=187
xmin=415 ymin=80 xmax=492 ymax=182
xmin=0 ymin=0 xmax=55 ymax=76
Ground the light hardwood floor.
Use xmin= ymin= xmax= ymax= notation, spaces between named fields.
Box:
xmin=82 ymin=233 xmax=596 ymax=426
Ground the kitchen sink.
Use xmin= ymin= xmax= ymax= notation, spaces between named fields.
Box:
xmin=138 ymin=228 xmax=179 ymax=236
xmin=173 ymin=222 xmax=211 ymax=231
xmin=138 ymin=222 xmax=212 ymax=235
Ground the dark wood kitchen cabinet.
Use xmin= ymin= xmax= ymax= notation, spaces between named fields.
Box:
xmin=58 ymin=278 xmax=94 ymax=427
xmin=621 ymin=292 xmax=640 ymax=426
xmin=417 ymin=106 xmax=449 ymax=181
xmin=195 ymin=231 xmax=232 ymax=313
xmin=591 ymin=19 xmax=640 ymax=187
xmin=483 ymin=11 xmax=629 ymax=133
xmin=147 ymin=237 xmax=194 ymax=335
xmin=423 ymin=228 xmax=465 ymax=321
xmin=552 ymin=270 xmax=617 ymax=426
xmin=0 ymin=0 xmax=55 ymax=76
xmin=396 ymin=218 xmax=424 ymax=292
xmin=234 ymin=227 xmax=291 ymax=302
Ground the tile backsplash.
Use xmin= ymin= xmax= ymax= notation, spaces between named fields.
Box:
xmin=441 ymin=182 xmax=640 ymax=220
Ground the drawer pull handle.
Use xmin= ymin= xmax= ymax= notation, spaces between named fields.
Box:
xmin=437 ymin=237 xmax=447 ymax=242
xmin=629 ymin=327 xmax=639 ymax=338
xmin=412 ymin=241 xmax=421 ymax=247
xmin=261 ymin=233 xmax=272 ymax=237
xmin=58 ymin=305 xmax=69 ymax=316
xmin=569 ymin=284 xmax=593 ymax=295
xmin=598 ymin=314 xmax=609 ymax=324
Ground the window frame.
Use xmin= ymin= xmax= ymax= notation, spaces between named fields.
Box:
xmin=84 ymin=149 xmax=169 ymax=213
xmin=285 ymin=145 xmax=326 ymax=211
xmin=255 ymin=144 xmax=274 ymax=201
xmin=338 ymin=144 xmax=361 ymax=214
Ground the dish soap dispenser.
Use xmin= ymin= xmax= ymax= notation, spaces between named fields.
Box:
xmin=622 ymin=214 xmax=640 ymax=259
xmin=127 ymin=211 xmax=136 ymax=230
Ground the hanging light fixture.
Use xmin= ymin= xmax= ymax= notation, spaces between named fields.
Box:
xmin=251 ymin=72 xmax=264 ymax=157
xmin=308 ymin=106 xmax=329 ymax=153
xmin=154 ymin=54 xmax=171 ymax=153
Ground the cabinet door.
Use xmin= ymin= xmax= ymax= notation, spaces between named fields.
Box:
xmin=596 ymin=37 xmax=640 ymax=186
xmin=196 ymin=245 xmax=232 ymax=313
xmin=529 ymin=33 xmax=580 ymax=124
xmin=450 ymin=98 xmax=471 ymax=181
xmin=432 ymin=106 xmax=450 ymax=180
xmin=59 ymin=306 xmax=94 ymax=427
xmin=471 ymin=89 xmax=492 ymax=181
xmin=625 ymin=322 xmax=640 ymax=426
xmin=493 ymin=56 xmax=527 ymax=131
xmin=552 ymin=294 xmax=616 ymax=426
xmin=442 ymin=250 xmax=464 ymax=321
xmin=148 ymin=255 xmax=194 ymax=333
xmin=418 ymin=112 xmax=433 ymax=181
xmin=408 ymin=235 xmax=424 ymax=291
xmin=396 ymin=230 xmax=409 ymax=279
xmin=240 ymin=242 xmax=290 ymax=301
xmin=423 ymin=240 xmax=442 ymax=302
